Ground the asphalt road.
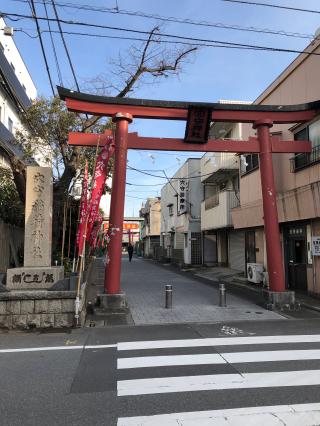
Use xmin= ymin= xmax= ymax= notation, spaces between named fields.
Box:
xmin=3 ymin=319 xmax=320 ymax=425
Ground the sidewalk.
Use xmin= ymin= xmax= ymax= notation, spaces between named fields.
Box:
xmin=186 ymin=264 xmax=320 ymax=314
xmin=117 ymin=255 xmax=284 ymax=325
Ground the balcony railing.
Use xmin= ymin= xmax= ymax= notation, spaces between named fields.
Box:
xmin=290 ymin=145 xmax=320 ymax=172
xmin=205 ymin=193 xmax=219 ymax=210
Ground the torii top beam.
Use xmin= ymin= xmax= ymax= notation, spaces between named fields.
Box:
xmin=58 ymin=86 xmax=320 ymax=124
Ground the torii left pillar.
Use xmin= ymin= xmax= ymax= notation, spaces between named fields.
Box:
xmin=99 ymin=112 xmax=132 ymax=311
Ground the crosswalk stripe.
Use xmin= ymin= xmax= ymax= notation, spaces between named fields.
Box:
xmin=117 ymin=334 xmax=320 ymax=351
xmin=118 ymin=348 xmax=320 ymax=369
xmin=117 ymin=403 xmax=320 ymax=426
xmin=117 ymin=369 xmax=320 ymax=396
xmin=117 ymin=353 xmax=226 ymax=369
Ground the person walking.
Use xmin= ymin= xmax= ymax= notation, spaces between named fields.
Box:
xmin=127 ymin=243 xmax=134 ymax=262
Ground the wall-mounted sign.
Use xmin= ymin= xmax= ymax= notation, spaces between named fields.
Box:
xmin=184 ymin=107 xmax=211 ymax=143
xmin=178 ymin=179 xmax=188 ymax=215
xmin=312 ymin=236 xmax=320 ymax=256
xmin=104 ymin=222 xmax=139 ymax=231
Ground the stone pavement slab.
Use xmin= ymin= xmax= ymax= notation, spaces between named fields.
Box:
xmin=120 ymin=256 xmax=285 ymax=325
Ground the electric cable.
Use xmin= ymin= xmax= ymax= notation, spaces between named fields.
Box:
xmin=50 ymin=0 xmax=80 ymax=91
xmin=42 ymin=0 xmax=63 ymax=86
xmin=222 ymin=0 xmax=320 ymax=15
xmin=3 ymin=11 xmax=320 ymax=57
xmin=27 ymin=0 xmax=55 ymax=94
xmin=9 ymin=0 xmax=316 ymax=40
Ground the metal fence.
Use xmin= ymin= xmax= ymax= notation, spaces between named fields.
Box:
xmin=0 ymin=220 xmax=24 ymax=273
xmin=290 ymin=144 xmax=320 ymax=172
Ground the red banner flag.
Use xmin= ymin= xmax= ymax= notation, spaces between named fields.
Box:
xmin=76 ymin=161 xmax=89 ymax=256
xmin=89 ymin=214 xmax=103 ymax=250
xmin=86 ymin=139 xmax=114 ymax=241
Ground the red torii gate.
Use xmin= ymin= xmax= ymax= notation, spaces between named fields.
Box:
xmin=58 ymin=86 xmax=320 ymax=308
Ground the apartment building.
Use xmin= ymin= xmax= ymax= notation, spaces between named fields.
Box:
xmin=201 ymin=120 xmax=244 ymax=270
xmin=139 ymin=197 xmax=161 ymax=257
xmin=160 ymin=158 xmax=202 ymax=265
xmin=231 ymin=37 xmax=320 ymax=294
xmin=0 ymin=19 xmax=39 ymax=166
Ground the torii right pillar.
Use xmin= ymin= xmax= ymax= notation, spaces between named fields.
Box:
xmin=254 ymin=119 xmax=294 ymax=308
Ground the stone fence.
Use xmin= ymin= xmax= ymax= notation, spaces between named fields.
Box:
xmin=0 ymin=285 xmax=87 ymax=330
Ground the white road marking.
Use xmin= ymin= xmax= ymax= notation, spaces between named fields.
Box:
xmin=117 ymin=403 xmax=320 ymax=426
xmin=0 ymin=346 xmax=84 ymax=353
xmin=118 ymin=334 xmax=320 ymax=351
xmin=223 ymin=348 xmax=320 ymax=363
xmin=0 ymin=344 xmax=117 ymax=353
xmin=117 ymin=369 xmax=320 ymax=396
xmin=118 ymin=354 xmax=226 ymax=369
xmin=117 ymin=348 xmax=320 ymax=369
xmin=85 ymin=344 xmax=117 ymax=349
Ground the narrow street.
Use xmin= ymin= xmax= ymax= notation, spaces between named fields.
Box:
xmin=2 ymin=257 xmax=320 ymax=425
xmin=2 ymin=319 xmax=320 ymax=425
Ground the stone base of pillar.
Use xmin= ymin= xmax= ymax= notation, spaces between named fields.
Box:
xmin=263 ymin=289 xmax=297 ymax=310
xmin=97 ymin=292 xmax=128 ymax=313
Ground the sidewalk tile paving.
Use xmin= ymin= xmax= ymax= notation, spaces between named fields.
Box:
xmin=118 ymin=255 xmax=285 ymax=325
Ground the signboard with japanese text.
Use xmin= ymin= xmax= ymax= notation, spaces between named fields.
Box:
xmin=104 ymin=222 xmax=139 ymax=231
xmin=178 ymin=179 xmax=188 ymax=215
xmin=312 ymin=237 xmax=320 ymax=256
xmin=184 ymin=107 xmax=211 ymax=143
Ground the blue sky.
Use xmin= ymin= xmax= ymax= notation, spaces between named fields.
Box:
xmin=4 ymin=0 xmax=320 ymax=215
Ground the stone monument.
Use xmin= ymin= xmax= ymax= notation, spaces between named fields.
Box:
xmin=7 ymin=167 xmax=64 ymax=290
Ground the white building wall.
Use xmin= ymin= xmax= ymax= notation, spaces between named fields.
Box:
xmin=0 ymin=19 xmax=37 ymax=100
xmin=160 ymin=158 xmax=202 ymax=265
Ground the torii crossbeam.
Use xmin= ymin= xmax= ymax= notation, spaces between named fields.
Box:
xmin=58 ymin=86 xmax=319 ymax=309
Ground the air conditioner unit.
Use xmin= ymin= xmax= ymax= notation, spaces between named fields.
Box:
xmin=247 ymin=263 xmax=264 ymax=284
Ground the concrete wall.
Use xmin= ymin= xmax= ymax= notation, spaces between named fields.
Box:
xmin=236 ymin=39 xmax=320 ymax=216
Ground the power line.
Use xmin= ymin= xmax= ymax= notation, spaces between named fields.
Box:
xmin=28 ymin=0 xmax=55 ymax=96
xmin=126 ymin=182 xmax=164 ymax=186
xmin=9 ymin=0 xmax=316 ymax=40
xmin=127 ymin=165 xmax=220 ymax=181
xmin=50 ymin=0 xmax=80 ymax=91
xmin=28 ymin=0 xmax=55 ymax=95
xmin=7 ymin=12 xmax=320 ymax=57
xmin=222 ymin=0 xmax=320 ymax=14
xmin=42 ymin=0 xmax=63 ymax=86
xmin=14 ymin=27 xmax=270 ymax=51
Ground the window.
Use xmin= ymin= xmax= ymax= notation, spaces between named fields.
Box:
xmin=240 ymin=154 xmax=259 ymax=175
xmin=22 ymin=84 xmax=26 ymax=92
xmin=0 ymin=42 xmax=4 ymax=52
xmin=168 ymin=204 xmax=173 ymax=216
xmin=8 ymin=117 xmax=13 ymax=133
xmin=10 ymin=62 xmax=15 ymax=72
xmin=291 ymin=120 xmax=320 ymax=172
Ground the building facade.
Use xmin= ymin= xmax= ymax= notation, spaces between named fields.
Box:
xmin=140 ymin=197 xmax=161 ymax=258
xmin=201 ymin=120 xmax=243 ymax=270
xmin=0 ymin=20 xmax=39 ymax=166
xmin=232 ymin=37 xmax=320 ymax=294
xmin=160 ymin=158 xmax=202 ymax=265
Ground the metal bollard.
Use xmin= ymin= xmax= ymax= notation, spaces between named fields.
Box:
xmin=219 ymin=283 xmax=227 ymax=307
xmin=165 ymin=284 xmax=173 ymax=309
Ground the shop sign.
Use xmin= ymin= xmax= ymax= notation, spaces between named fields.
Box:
xmin=312 ymin=237 xmax=320 ymax=256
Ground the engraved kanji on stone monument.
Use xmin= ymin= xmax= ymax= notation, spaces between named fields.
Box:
xmin=24 ymin=167 xmax=53 ymax=267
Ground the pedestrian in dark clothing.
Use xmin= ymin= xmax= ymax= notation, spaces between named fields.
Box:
xmin=127 ymin=244 xmax=134 ymax=262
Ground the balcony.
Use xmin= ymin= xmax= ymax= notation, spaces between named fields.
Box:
xmin=204 ymin=193 xmax=219 ymax=210
xmin=201 ymin=152 xmax=238 ymax=183
xmin=290 ymin=145 xmax=320 ymax=172
xmin=201 ymin=190 xmax=240 ymax=230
